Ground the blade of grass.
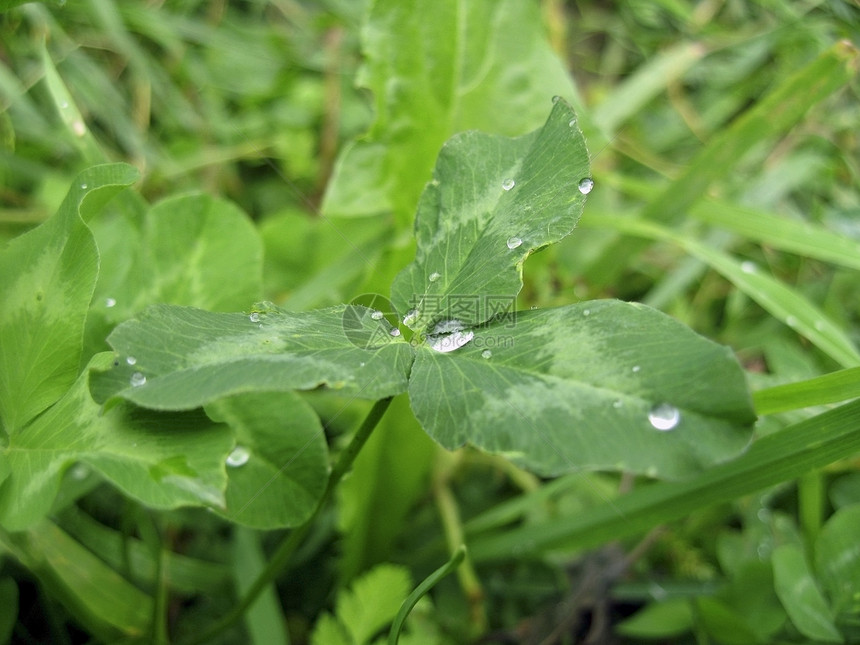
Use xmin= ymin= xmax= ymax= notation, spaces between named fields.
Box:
xmin=470 ymin=398 xmax=860 ymax=562
xmin=234 ymin=527 xmax=290 ymax=645
xmin=592 ymin=40 xmax=859 ymax=286
xmin=754 ymin=367 xmax=860 ymax=415
xmin=583 ymin=214 xmax=860 ymax=368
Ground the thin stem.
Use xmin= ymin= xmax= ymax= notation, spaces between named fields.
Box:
xmin=182 ymin=397 xmax=394 ymax=645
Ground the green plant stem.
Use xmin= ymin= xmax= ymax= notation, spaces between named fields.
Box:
xmin=182 ymin=397 xmax=393 ymax=645
xmin=798 ymin=471 xmax=823 ymax=549
xmin=433 ymin=449 xmax=487 ymax=636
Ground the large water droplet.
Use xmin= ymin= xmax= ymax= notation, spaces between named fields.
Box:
xmin=370 ymin=310 xmax=384 ymax=320
xmin=506 ymin=236 xmax=523 ymax=250
xmin=432 ymin=319 xmax=464 ymax=335
xmin=648 ymin=403 xmax=680 ymax=431
xmin=403 ymin=309 xmax=418 ymax=326
xmin=389 ymin=328 xmax=401 ymax=337
xmin=130 ymin=372 xmax=147 ymax=387
xmin=226 ymin=446 xmax=250 ymax=467
xmin=126 ymin=356 xmax=137 ymax=366
xmin=428 ymin=272 xmax=441 ymax=282
xmin=430 ymin=330 xmax=474 ymax=353
xmin=578 ymin=177 xmax=594 ymax=195
xmin=481 ymin=349 xmax=492 ymax=359
xmin=502 ymin=178 xmax=515 ymax=191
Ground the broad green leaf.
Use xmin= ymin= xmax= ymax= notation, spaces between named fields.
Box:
xmin=772 ymin=543 xmax=843 ymax=643
xmin=695 ymin=597 xmax=766 ymax=645
xmin=816 ymin=505 xmax=860 ymax=638
xmin=469 ymin=399 xmax=860 ymax=563
xmin=0 ymin=353 xmax=232 ymax=530
xmin=91 ymin=303 xmax=413 ymax=410
xmin=409 ymin=300 xmax=755 ymax=479
xmin=616 ymin=598 xmax=693 ymax=639
xmin=390 ymin=99 xmax=590 ymax=332
xmin=92 ymin=192 xmax=263 ymax=323
xmin=0 ymin=163 xmax=138 ymax=434
xmin=322 ymin=0 xmax=579 ymax=223
xmin=0 ymin=520 xmax=152 ymax=641
xmin=205 ymin=392 xmax=327 ymax=529
xmin=338 ymin=394 xmax=435 ymax=580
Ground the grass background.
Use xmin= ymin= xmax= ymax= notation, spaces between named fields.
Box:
xmin=2 ymin=1 xmax=860 ymax=643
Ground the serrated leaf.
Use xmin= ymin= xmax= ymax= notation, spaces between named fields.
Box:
xmin=0 ymin=163 xmax=138 ymax=434
xmin=90 ymin=303 xmax=413 ymax=410
xmin=773 ymin=544 xmax=843 ymax=643
xmin=408 ymin=300 xmax=755 ymax=479
xmin=322 ymin=0 xmax=579 ymax=223
xmin=0 ymin=354 xmax=232 ymax=530
xmin=390 ymin=98 xmax=589 ymax=332
xmin=205 ymin=392 xmax=328 ymax=529
xmin=336 ymin=564 xmax=411 ymax=645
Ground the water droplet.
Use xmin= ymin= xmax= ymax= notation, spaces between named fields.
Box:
xmin=389 ymin=328 xmax=401 ymax=337
xmin=481 ymin=349 xmax=492 ymax=359
xmin=502 ymin=178 xmax=515 ymax=191
xmin=72 ymin=120 xmax=86 ymax=137
xmin=130 ymin=372 xmax=146 ymax=387
xmin=359 ymin=361 xmax=366 ymax=367
xmin=105 ymin=297 xmax=117 ymax=308
xmin=814 ymin=320 xmax=826 ymax=332
xmin=583 ymin=309 xmax=590 ymax=316
xmin=430 ymin=330 xmax=474 ymax=353
xmin=403 ymin=309 xmax=418 ymax=326
xmin=428 ymin=272 xmax=441 ymax=282
xmin=249 ymin=312 xmax=261 ymax=323
xmin=506 ymin=236 xmax=523 ymax=250
xmin=786 ymin=315 xmax=799 ymax=328
xmin=226 ymin=446 xmax=250 ymax=467
xmin=645 ymin=466 xmax=658 ymax=478
xmin=70 ymin=463 xmax=89 ymax=480
xmin=80 ymin=183 xmax=88 ymax=190
xmin=612 ymin=400 xmax=623 ymax=409
xmin=370 ymin=310 xmax=384 ymax=320
xmin=740 ymin=261 xmax=757 ymax=274
xmin=578 ymin=177 xmax=594 ymax=195
xmin=648 ymin=403 xmax=680 ymax=431
xmin=432 ymin=319 xmax=464 ymax=335
xmin=568 ymin=118 xmax=577 ymax=127
xmin=60 ymin=100 xmax=69 ymax=109
xmin=126 ymin=356 xmax=137 ymax=366
xmin=632 ymin=365 xmax=641 ymax=373
xmin=551 ymin=95 xmax=561 ymax=104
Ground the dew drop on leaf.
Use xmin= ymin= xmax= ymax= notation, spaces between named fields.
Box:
xmin=583 ymin=309 xmax=590 ymax=316
xmin=370 ymin=310 xmax=384 ymax=320
xmin=578 ymin=177 xmax=594 ymax=195
xmin=105 ymin=297 xmax=117 ymax=308
xmin=740 ymin=261 xmax=757 ymax=274
xmin=502 ymin=178 xmax=515 ymax=191
xmin=481 ymin=349 xmax=492 ymax=359
xmin=80 ymin=183 xmax=88 ymax=189
xmin=226 ymin=446 xmax=250 ymax=467
xmin=430 ymin=330 xmax=474 ymax=353
xmin=403 ymin=309 xmax=418 ymax=326
xmin=568 ymin=118 xmax=577 ymax=127
xmin=648 ymin=403 xmax=680 ymax=431
xmin=632 ymin=365 xmax=641 ymax=373
xmin=506 ymin=236 xmax=523 ymax=250
xmin=612 ymin=400 xmax=623 ymax=409
xmin=551 ymin=95 xmax=561 ymax=103
xmin=389 ymin=328 xmax=401 ymax=337
xmin=249 ymin=312 xmax=261 ymax=323
xmin=130 ymin=372 xmax=146 ymax=387
xmin=126 ymin=356 xmax=137 ymax=366
xmin=428 ymin=272 xmax=441 ymax=282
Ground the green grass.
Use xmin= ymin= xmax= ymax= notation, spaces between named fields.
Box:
xmin=1 ymin=1 xmax=860 ymax=644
